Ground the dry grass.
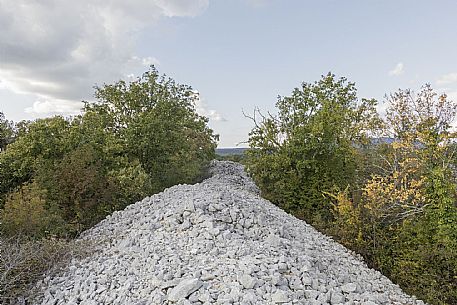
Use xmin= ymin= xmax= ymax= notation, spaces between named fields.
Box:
xmin=0 ymin=236 xmax=94 ymax=304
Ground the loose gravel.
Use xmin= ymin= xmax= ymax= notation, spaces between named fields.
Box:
xmin=34 ymin=161 xmax=426 ymax=305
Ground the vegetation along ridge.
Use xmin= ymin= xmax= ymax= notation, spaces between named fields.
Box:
xmin=1 ymin=68 xmax=456 ymax=304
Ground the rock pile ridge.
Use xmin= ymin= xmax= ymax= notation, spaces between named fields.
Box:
xmin=35 ymin=161 xmax=426 ymax=305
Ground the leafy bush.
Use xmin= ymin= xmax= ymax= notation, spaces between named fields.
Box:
xmin=0 ymin=117 xmax=72 ymax=210
xmin=34 ymin=145 xmax=120 ymax=234
xmin=0 ymin=182 xmax=65 ymax=238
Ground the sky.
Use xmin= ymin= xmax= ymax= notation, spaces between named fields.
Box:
xmin=1 ymin=0 xmax=457 ymax=147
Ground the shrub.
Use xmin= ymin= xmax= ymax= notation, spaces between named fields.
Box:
xmin=0 ymin=182 xmax=65 ymax=238
xmin=0 ymin=236 xmax=93 ymax=304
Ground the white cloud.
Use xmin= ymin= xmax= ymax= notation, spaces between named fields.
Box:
xmin=141 ymin=57 xmax=160 ymax=67
xmin=436 ymin=87 xmax=457 ymax=100
xmin=192 ymin=91 xmax=226 ymax=122
xmin=445 ymin=90 xmax=457 ymax=102
xmin=436 ymin=73 xmax=457 ymax=85
xmin=25 ymin=100 xmax=83 ymax=116
xmin=155 ymin=0 xmax=209 ymax=17
xmin=0 ymin=0 xmax=209 ymax=117
xmin=201 ymin=108 xmax=226 ymax=122
xmin=389 ymin=62 xmax=404 ymax=76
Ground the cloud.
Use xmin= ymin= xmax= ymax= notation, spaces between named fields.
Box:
xmin=436 ymin=73 xmax=457 ymax=85
xmin=199 ymin=107 xmax=226 ymax=122
xmin=389 ymin=62 xmax=404 ymax=76
xmin=141 ymin=57 xmax=161 ymax=67
xmin=192 ymin=91 xmax=226 ymax=122
xmin=25 ymin=100 xmax=83 ymax=116
xmin=445 ymin=90 xmax=457 ymax=102
xmin=0 ymin=0 xmax=209 ymax=117
xmin=155 ymin=0 xmax=209 ymax=17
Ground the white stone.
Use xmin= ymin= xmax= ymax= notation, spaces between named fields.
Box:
xmin=271 ymin=290 xmax=289 ymax=303
xmin=167 ymin=278 xmax=203 ymax=302
xmin=330 ymin=292 xmax=345 ymax=304
xmin=239 ymin=274 xmax=257 ymax=289
xmin=341 ymin=283 xmax=357 ymax=293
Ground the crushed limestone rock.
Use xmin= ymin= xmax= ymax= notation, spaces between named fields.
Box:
xmin=33 ymin=161 xmax=426 ymax=305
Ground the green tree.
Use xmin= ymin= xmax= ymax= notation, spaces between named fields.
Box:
xmin=247 ymin=78 xmax=457 ymax=304
xmin=246 ymin=73 xmax=379 ymax=226
xmin=0 ymin=117 xmax=72 ymax=208
xmin=0 ymin=182 xmax=65 ymax=238
xmin=34 ymin=145 xmax=119 ymax=233
xmin=0 ymin=112 xmax=14 ymax=152
xmin=85 ymin=66 xmax=218 ymax=189
xmin=1 ymin=67 xmax=218 ymax=237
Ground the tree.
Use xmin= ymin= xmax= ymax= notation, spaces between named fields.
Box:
xmin=361 ymin=85 xmax=456 ymax=226
xmin=35 ymin=145 xmax=120 ymax=233
xmin=85 ymin=66 xmax=218 ymax=189
xmin=245 ymin=73 xmax=380 ymax=226
xmin=1 ymin=67 xmax=218 ymax=237
xmin=0 ymin=112 xmax=14 ymax=152
xmin=246 ymin=78 xmax=456 ymax=304
xmin=0 ymin=117 xmax=72 ymax=209
xmin=334 ymin=85 xmax=457 ymax=304
xmin=0 ymin=182 xmax=65 ymax=238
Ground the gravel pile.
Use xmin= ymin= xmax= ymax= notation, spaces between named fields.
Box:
xmin=34 ymin=161 xmax=426 ymax=305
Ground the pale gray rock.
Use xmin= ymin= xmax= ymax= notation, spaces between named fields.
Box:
xmin=342 ymin=283 xmax=357 ymax=293
xmin=330 ymin=291 xmax=345 ymax=304
xmin=271 ymin=290 xmax=289 ymax=303
xmin=239 ymin=274 xmax=257 ymax=289
xmin=167 ymin=278 xmax=203 ymax=302
xmin=200 ymin=273 xmax=216 ymax=281
xmin=31 ymin=161 xmax=427 ymax=305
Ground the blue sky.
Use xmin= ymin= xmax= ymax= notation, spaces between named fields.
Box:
xmin=1 ymin=0 xmax=457 ymax=147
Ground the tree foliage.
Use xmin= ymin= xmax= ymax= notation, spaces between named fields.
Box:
xmin=0 ymin=117 xmax=73 ymax=209
xmin=86 ymin=67 xmax=217 ymax=188
xmin=0 ymin=182 xmax=64 ymax=238
xmin=0 ymin=67 xmax=218 ymax=237
xmin=0 ymin=112 xmax=14 ymax=152
xmin=246 ymin=73 xmax=380 ymax=225
xmin=246 ymin=78 xmax=457 ymax=304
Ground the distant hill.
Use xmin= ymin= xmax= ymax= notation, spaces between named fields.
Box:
xmin=215 ymin=138 xmax=396 ymax=157
xmin=216 ymin=148 xmax=249 ymax=156
xmin=370 ymin=137 xmax=395 ymax=145
xmin=215 ymin=138 xmax=395 ymax=156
